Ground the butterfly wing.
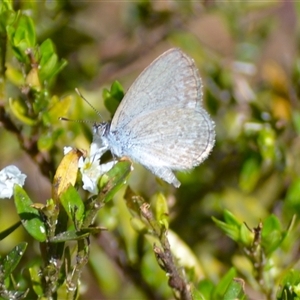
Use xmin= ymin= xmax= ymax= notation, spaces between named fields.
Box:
xmin=120 ymin=106 xmax=214 ymax=167
xmin=112 ymin=106 xmax=215 ymax=187
xmin=110 ymin=48 xmax=203 ymax=131
xmin=106 ymin=48 xmax=215 ymax=187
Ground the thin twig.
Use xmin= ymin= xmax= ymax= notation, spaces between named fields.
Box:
xmin=140 ymin=203 xmax=192 ymax=300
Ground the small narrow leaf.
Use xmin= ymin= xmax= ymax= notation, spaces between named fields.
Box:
xmin=223 ymin=278 xmax=246 ymax=300
xmin=223 ymin=209 xmax=242 ymax=227
xmin=60 ymin=185 xmax=84 ymax=228
xmin=29 ymin=264 xmax=44 ymax=296
xmin=153 ymin=193 xmax=169 ymax=229
xmin=262 ymin=215 xmax=284 ymax=255
xmin=0 ymin=221 xmax=22 ymax=241
xmin=213 ymin=268 xmax=236 ymax=298
xmin=103 ymin=80 xmax=124 ymax=116
xmin=9 ymin=97 xmax=37 ymax=125
xmin=1 ymin=242 xmax=28 ymax=278
xmin=14 ymin=185 xmax=47 ymax=242
xmin=212 ymin=216 xmax=240 ymax=242
xmin=99 ymin=160 xmax=132 ymax=203
xmin=50 ymin=227 xmax=103 ymax=243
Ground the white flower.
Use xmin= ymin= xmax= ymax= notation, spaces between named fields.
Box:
xmin=0 ymin=165 xmax=27 ymax=199
xmin=63 ymin=146 xmax=73 ymax=155
xmin=79 ymin=141 xmax=115 ymax=194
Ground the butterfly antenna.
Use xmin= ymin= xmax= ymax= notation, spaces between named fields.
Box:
xmin=59 ymin=117 xmax=93 ymax=124
xmin=75 ymin=88 xmax=104 ymax=120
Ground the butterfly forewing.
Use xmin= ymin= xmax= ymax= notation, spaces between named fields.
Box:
xmin=110 ymin=48 xmax=203 ymax=131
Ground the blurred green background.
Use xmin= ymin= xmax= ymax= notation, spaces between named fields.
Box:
xmin=1 ymin=1 xmax=300 ymax=299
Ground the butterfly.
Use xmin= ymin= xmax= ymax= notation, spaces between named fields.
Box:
xmin=93 ymin=48 xmax=215 ymax=187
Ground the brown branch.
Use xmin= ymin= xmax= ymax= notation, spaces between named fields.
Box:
xmin=140 ymin=203 xmax=192 ymax=300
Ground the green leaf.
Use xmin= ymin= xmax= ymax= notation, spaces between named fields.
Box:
xmin=0 ymin=0 xmax=14 ymax=12
xmin=261 ymin=214 xmax=284 ymax=255
xmin=223 ymin=278 xmax=246 ymax=300
xmin=60 ymin=185 xmax=85 ymax=229
xmin=124 ymin=186 xmax=145 ymax=217
xmin=9 ymin=97 xmax=37 ymax=125
xmin=212 ymin=216 xmax=240 ymax=242
xmin=29 ymin=263 xmax=44 ymax=296
xmin=111 ymin=80 xmax=124 ymax=99
xmin=213 ymin=267 xmax=236 ymax=299
xmin=40 ymin=52 xmax=58 ymax=79
xmin=25 ymin=67 xmax=41 ymax=90
xmin=239 ymin=222 xmax=253 ymax=247
xmin=39 ymin=39 xmax=67 ymax=82
xmin=0 ymin=7 xmax=16 ymax=34
xmin=45 ymin=95 xmax=72 ymax=125
xmin=213 ymin=210 xmax=254 ymax=246
xmin=277 ymin=269 xmax=300 ymax=299
xmin=5 ymin=63 xmax=24 ymax=86
xmin=262 ymin=214 xmax=281 ymax=234
xmin=50 ymin=227 xmax=103 ymax=243
xmin=195 ymin=279 xmax=214 ymax=300
xmin=257 ymin=126 xmax=276 ymax=161
xmin=15 ymin=15 xmax=35 ymax=47
xmin=103 ymin=81 xmax=124 ymax=116
xmin=153 ymin=193 xmax=169 ymax=230
xmin=99 ymin=160 xmax=132 ymax=203
xmin=223 ymin=209 xmax=242 ymax=227
xmin=7 ymin=14 xmax=36 ymax=62
xmin=0 ymin=221 xmax=22 ymax=241
xmin=14 ymin=185 xmax=47 ymax=242
xmin=1 ymin=242 xmax=27 ymax=278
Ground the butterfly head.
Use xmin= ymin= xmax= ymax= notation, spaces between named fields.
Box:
xmin=91 ymin=122 xmax=111 ymax=156
xmin=93 ymin=122 xmax=110 ymax=137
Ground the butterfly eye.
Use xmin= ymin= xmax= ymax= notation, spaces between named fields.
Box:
xmin=93 ymin=122 xmax=110 ymax=137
